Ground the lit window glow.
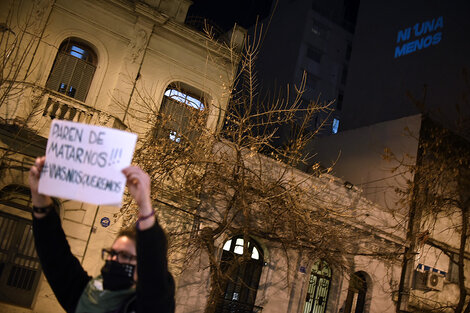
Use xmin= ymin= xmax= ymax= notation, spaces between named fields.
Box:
xmin=234 ymin=238 xmax=244 ymax=255
xmin=70 ymin=45 xmax=87 ymax=60
xmin=223 ymin=240 xmax=232 ymax=251
xmin=332 ymin=118 xmax=340 ymax=134
xmin=169 ymin=130 xmax=181 ymax=142
xmin=164 ymin=89 xmax=204 ymax=110
xmin=222 ymin=237 xmax=260 ymax=260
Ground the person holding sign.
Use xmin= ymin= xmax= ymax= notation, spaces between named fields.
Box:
xmin=29 ymin=156 xmax=175 ymax=313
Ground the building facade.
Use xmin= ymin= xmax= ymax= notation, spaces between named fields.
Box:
xmin=310 ymin=0 xmax=470 ymax=310
xmin=0 ymin=0 xmax=240 ymax=311
xmin=0 ymin=1 xmax=418 ymax=313
xmin=255 ymin=0 xmax=360 ymax=136
xmin=252 ymin=0 xmax=470 ymax=310
xmin=312 ymin=114 xmax=470 ymax=312
xmin=341 ymin=0 xmax=470 ymax=131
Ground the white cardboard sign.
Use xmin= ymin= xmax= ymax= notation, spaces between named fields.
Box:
xmin=38 ymin=120 xmax=137 ymax=206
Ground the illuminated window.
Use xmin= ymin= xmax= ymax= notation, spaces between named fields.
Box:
xmin=216 ymin=236 xmax=264 ymax=312
xmin=156 ymin=84 xmax=206 ymax=143
xmin=46 ymin=38 xmax=97 ymax=102
xmin=332 ymin=118 xmax=340 ymax=134
xmin=168 ymin=130 xmax=181 ymax=143
xmin=70 ymin=45 xmax=88 ymax=60
xmin=222 ymin=237 xmax=261 ymax=260
xmin=164 ymin=89 xmax=204 ymax=110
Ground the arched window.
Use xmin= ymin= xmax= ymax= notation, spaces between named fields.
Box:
xmin=344 ymin=272 xmax=368 ymax=313
xmin=46 ymin=38 xmax=97 ymax=102
xmin=303 ymin=261 xmax=332 ymax=313
xmin=156 ymin=84 xmax=206 ymax=143
xmin=215 ymin=236 xmax=264 ymax=313
xmin=0 ymin=185 xmax=41 ymax=308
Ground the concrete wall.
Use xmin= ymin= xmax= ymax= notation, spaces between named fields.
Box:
xmin=310 ymin=114 xmax=421 ymax=213
xmin=0 ymin=1 xmax=432 ymax=313
xmin=310 ymin=114 xmax=470 ymax=310
xmin=342 ymin=0 xmax=470 ymax=130
xmin=171 ymin=156 xmax=405 ymax=313
xmin=175 ymin=232 xmax=402 ymax=313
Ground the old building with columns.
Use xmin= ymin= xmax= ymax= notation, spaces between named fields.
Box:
xmin=0 ymin=0 xmax=243 ymax=311
xmin=2 ymin=1 xmax=453 ymax=313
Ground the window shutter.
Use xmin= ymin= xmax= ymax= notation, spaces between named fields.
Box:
xmin=59 ymin=55 xmax=77 ymax=92
xmin=70 ymin=60 xmax=95 ymax=102
xmin=46 ymin=52 xmax=96 ymax=102
xmin=45 ymin=53 xmax=67 ymax=91
xmin=157 ymin=97 xmax=201 ymax=141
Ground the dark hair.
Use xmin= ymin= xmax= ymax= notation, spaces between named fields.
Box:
xmin=116 ymin=227 xmax=136 ymax=242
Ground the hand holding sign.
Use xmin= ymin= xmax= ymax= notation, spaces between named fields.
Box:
xmin=38 ymin=120 xmax=137 ymax=206
xmin=29 ymin=156 xmax=53 ymax=208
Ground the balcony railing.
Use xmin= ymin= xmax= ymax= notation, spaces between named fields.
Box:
xmin=41 ymin=90 xmax=126 ymax=129
xmin=43 ymin=93 xmax=93 ymax=123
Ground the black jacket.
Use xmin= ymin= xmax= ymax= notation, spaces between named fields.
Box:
xmin=33 ymin=210 xmax=175 ymax=313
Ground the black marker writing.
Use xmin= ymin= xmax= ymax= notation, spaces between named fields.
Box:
xmin=43 ymin=162 xmax=122 ymax=193
xmin=48 ymin=142 xmax=108 ymax=168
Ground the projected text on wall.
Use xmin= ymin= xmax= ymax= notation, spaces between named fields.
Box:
xmin=394 ymin=16 xmax=443 ymax=58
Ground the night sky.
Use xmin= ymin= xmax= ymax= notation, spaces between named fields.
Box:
xmin=187 ymin=0 xmax=273 ymax=32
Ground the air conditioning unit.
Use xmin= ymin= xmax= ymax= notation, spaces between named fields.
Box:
xmin=426 ymin=272 xmax=444 ymax=291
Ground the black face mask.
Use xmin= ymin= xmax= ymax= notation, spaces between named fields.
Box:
xmin=101 ymin=260 xmax=136 ymax=291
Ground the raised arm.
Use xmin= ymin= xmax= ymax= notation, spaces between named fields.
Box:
xmin=122 ymin=166 xmax=155 ymax=230
xmin=29 ymin=157 xmax=91 ymax=313
xmin=122 ymin=166 xmax=175 ymax=313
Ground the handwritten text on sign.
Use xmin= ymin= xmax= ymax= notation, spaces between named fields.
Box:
xmin=38 ymin=120 xmax=137 ymax=206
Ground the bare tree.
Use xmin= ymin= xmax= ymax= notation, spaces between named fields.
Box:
xmin=117 ymin=24 xmax=402 ymax=313
xmin=387 ymin=89 xmax=470 ymax=312
xmin=0 ymin=0 xmax=52 ymax=181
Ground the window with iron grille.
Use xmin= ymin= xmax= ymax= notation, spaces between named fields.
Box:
xmin=46 ymin=38 xmax=97 ymax=102
xmin=214 ymin=236 xmax=264 ymax=313
xmin=303 ymin=261 xmax=332 ymax=313
xmin=155 ymin=86 xmax=206 ymax=143
xmin=0 ymin=186 xmax=41 ymax=308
